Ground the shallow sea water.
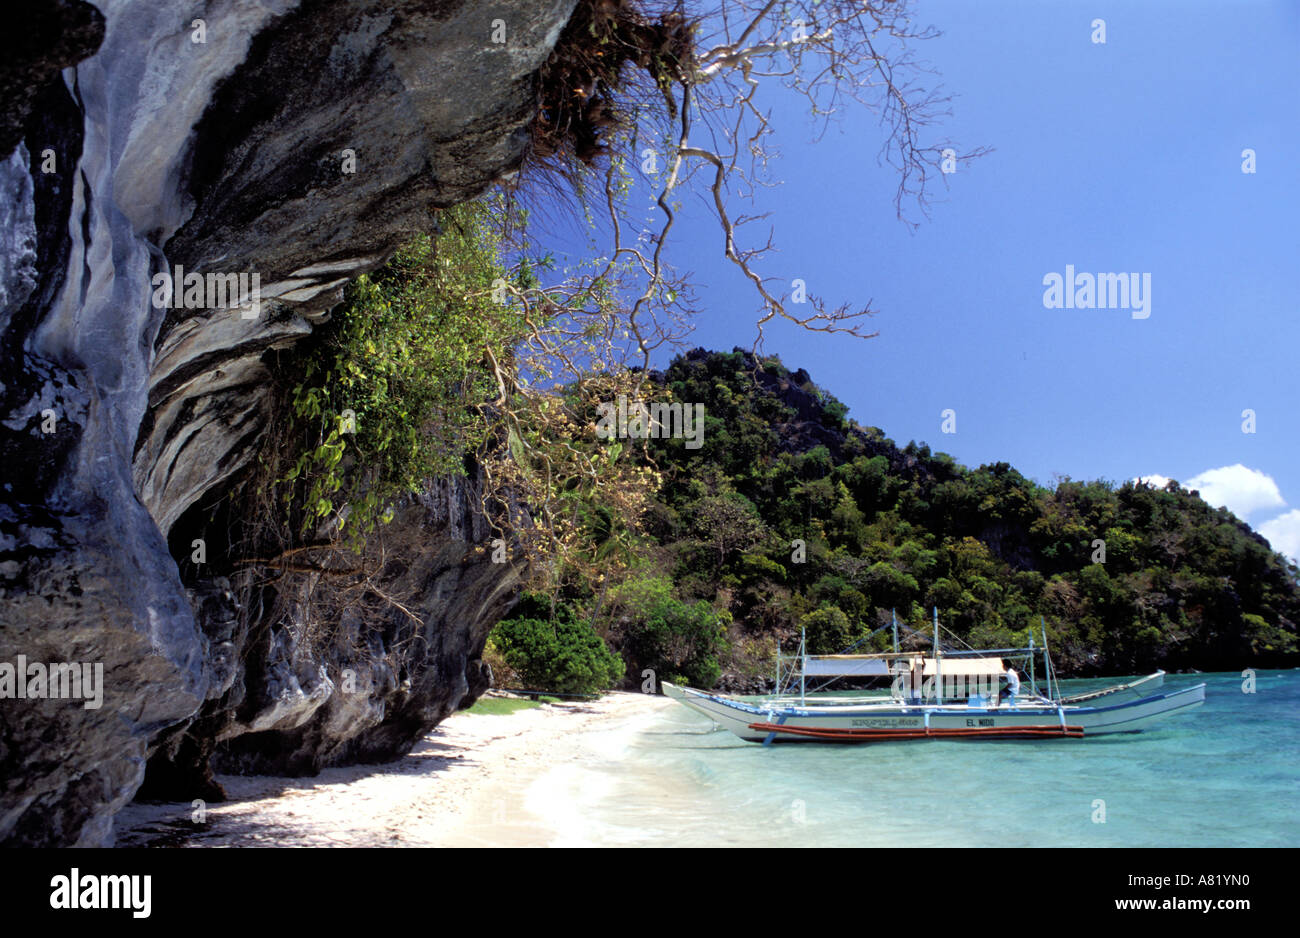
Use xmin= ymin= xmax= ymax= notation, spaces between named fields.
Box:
xmin=548 ymin=670 xmax=1299 ymax=847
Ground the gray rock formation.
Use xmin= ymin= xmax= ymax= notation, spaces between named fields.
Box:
xmin=1 ymin=0 xmax=573 ymax=845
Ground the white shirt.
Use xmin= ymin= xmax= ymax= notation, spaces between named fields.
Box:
xmin=1005 ymin=668 xmax=1020 ymax=694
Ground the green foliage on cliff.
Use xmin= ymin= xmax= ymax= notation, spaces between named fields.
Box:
xmin=282 ymin=201 xmax=523 ymax=539
xmin=268 ymin=196 xmax=650 ymax=696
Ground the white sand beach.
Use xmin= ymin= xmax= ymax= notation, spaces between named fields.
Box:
xmin=116 ymin=691 xmax=675 ymax=847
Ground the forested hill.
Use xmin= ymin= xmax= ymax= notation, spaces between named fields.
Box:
xmin=632 ymin=348 xmax=1299 ymax=681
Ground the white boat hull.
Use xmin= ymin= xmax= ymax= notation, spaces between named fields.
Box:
xmin=662 ymin=679 xmax=1205 ymax=743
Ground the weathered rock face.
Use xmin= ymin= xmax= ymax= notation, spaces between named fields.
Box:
xmin=137 ymin=476 xmax=523 ymax=802
xmin=214 ymin=481 xmax=518 ymax=775
xmin=1 ymin=0 xmax=572 ymax=845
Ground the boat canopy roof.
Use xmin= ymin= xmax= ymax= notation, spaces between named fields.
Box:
xmin=802 ymin=656 xmax=893 ymax=677
xmin=800 ymin=656 xmax=1007 ymax=677
xmin=917 ymin=658 xmax=1004 ymax=676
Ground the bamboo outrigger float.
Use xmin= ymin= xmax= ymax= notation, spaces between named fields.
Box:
xmin=662 ymin=611 xmax=1205 ymax=744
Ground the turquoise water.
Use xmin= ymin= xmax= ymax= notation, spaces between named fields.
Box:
xmin=577 ymin=670 xmax=1299 ymax=846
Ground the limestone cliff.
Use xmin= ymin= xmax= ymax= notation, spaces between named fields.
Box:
xmin=0 ymin=0 xmax=574 ymax=846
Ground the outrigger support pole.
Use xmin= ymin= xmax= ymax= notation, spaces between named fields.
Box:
xmin=775 ymin=642 xmax=781 ymax=697
xmin=800 ymin=626 xmax=807 ymax=706
xmin=892 ymin=609 xmax=899 ymax=655
xmin=933 ymin=607 xmax=941 ymax=705
xmin=1029 ymin=634 xmax=1037 ymax=698
xmin=1040 ymin=617 xmax=1055 ymax=702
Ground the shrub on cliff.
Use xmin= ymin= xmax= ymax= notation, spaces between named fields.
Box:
xmin=281 ymin=200 xmax=522 ymax=541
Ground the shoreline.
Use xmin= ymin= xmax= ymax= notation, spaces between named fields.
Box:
xmin=116 ymin=691 xmax=674 ymax=848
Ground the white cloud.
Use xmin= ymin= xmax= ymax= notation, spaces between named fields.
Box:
xmin=1259 ymin=510 xmax=1300 ymax=566
xmin=1137 ymin=465 xmax=1285 ymax=519
xmin=1138 ymin=465 xmax=1296 ymax=563
xmin=1134 ymin=473 xmax=1173 ymax=489
xmin=1183 ymin=465 xmax=1285 ymax=518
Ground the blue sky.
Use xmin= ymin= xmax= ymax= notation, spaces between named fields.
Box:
xmin=541 ymin=1 xmax=1300 ymax=560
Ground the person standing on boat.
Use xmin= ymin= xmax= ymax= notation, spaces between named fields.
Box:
xmin=1003 ymin=664 xmax=1021 ymax=707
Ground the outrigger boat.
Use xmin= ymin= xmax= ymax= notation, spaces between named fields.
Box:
xmin=663 ymin=611 xmax=1204 ymax=744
